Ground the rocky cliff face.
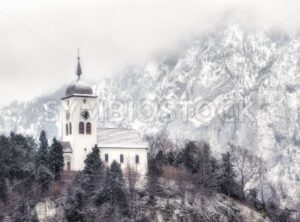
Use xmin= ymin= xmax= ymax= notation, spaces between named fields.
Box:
xmin=1 ymin=25 xmax=300 ymax=208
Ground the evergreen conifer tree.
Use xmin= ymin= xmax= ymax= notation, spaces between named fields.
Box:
xmin=0 ymin=167 xmax=7 ymax=202
xmin=83 ymin=145 xmax=102 ymax=176
xmin=8 ymin=132 xmax=20 ymax=180
xmin=109 ymin=161 xmax=128 ymax=207
xmin=147 ymin=157 xmax=163 ymax=204
xmin=19 ymin=135 xmax=36 ymax=182
xmin=95 ymin=160 xmax=129 ymax=215
xmin=0 ymin=135 xmax=10 ymax=196
xmin=48 ymin=138 xmax=64 ymax=180
xmin=182 ymin=141 xmax=200 ymax=174
xmin=219 ymin=152 xmax=236 ymax=197
xmin=35 ymin=131 xmax=49 ymax=169
xmin=207 ymin=157 xmax=220 ymax=190
xmin=155 ymin=150 xmax=166 ymax=166
xmin=174 ymin=150 xmax=184 ymax=166
xmin=36 ymin=165 xmax=53 ymax=191
xmin=166 ymin=151 xmax=175 ymax=166
xmin=65 ymin=187 xmax=86 ymax=222
xmin=65 ymin=147 xmax=104 ymax=220
xmin=81 ymin=145 xmax=103 ymax=194
xmin=197 ymin=142 xmax=213 ymax=188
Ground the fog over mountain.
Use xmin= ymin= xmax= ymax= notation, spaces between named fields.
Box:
xmin=1 ymin=0 xmax=300 ymax=106
xmin=1 ymin=24 xmax=300 ymax=209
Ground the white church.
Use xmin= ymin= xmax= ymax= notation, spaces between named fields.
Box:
xmin=60 ymin=55 xmax=148 ymax=176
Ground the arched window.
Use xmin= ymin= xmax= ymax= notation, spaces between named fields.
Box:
xmin=105 ymin=154 xmax=109 ymax=163
xmin=79 ymin=122 xmax=84 ymax=134
xmin=66 ymin=124 xmax=68 ymax=135
xmin=135 ymin=155 xmax=139 ymax=164
xmin=69 ymin=122 xmax=72 ymax=135
xmin=86 ymin=122 xmax=92 ymax=134
xmin=120 ymin=154 xmax=124 ymax=163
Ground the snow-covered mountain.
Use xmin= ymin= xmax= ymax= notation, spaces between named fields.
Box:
xmin=1 ymin=25 xmax=300 ymax=208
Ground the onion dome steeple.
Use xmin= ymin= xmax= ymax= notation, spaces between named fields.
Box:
xmin=64 ymin=50 xmax=94 ymax=97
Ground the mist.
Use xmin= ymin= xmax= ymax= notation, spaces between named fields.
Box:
xmin=0 ymin=0 xmax=300 ymax=106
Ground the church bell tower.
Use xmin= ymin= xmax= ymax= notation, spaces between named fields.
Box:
xmin=61 ymin=51 xmax=98 ymax=171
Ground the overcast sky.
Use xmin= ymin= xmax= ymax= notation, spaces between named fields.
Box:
xmin=0 ymin=0 xmax=300 ymax=107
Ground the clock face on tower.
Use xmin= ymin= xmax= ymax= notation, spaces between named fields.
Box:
xmin=81 ymin=110 xmax=90 ymax=120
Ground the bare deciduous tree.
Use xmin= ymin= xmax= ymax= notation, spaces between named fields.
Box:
xmin=145 ymin=130 xmax=174 ymax=156
xmin=162 ymin=165 xmax=192 ymax=206
xmin=124 ymin=164 xmax=140 ymax=219
xmin=256 ymin=157 xmax=267 ymax=205
xmin=124 ymin=164 xmax=140 ymax=195
xmin=229 ymin=144 xmax=260 ymax=199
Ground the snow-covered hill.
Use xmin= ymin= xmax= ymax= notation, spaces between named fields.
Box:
xmin=33 ymin=184 xmax=270 ymax=222
xmin=0 ymin=87 xmax=65 ymax=139
xmin=1 ymin=25 xmax=300 ymax=208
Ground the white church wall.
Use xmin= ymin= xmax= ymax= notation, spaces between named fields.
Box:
xmin=62 ymin=96 xmax=98 ymax=171
xmin=99 ymin=147 xmax=148 ymax=176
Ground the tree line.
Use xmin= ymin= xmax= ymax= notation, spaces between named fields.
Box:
xmin=64 ymin=146 xmax=130 ymax=221
xmin=0 ymin=130 xmax=64 ymax=221
xmin=146 ymin=133 xmax=296 ymax=222
xmin=0 ymin=130 xmax=297 ymax=221
xmin=65 ymin=132 xmax=297 ymax=221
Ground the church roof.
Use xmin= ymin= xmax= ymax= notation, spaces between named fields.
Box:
xmin=65 ymin=80 xmax=94 ymax=97
xmin=60 ymin=141 xmax=73 ymax=153
xmin=63 ymin=51 xmax=95 ymax=98
xmin=97 ymin=128 xmax=148 ymax=149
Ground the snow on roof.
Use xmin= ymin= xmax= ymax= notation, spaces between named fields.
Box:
xmin=97 ymin=128 xmax=148 ymax=149
xmin=61 ymin=141 xmax=72 ymax=153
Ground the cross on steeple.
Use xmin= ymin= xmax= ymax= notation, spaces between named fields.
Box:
xmin=76 ymin=49 xmax=82 ymax=80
